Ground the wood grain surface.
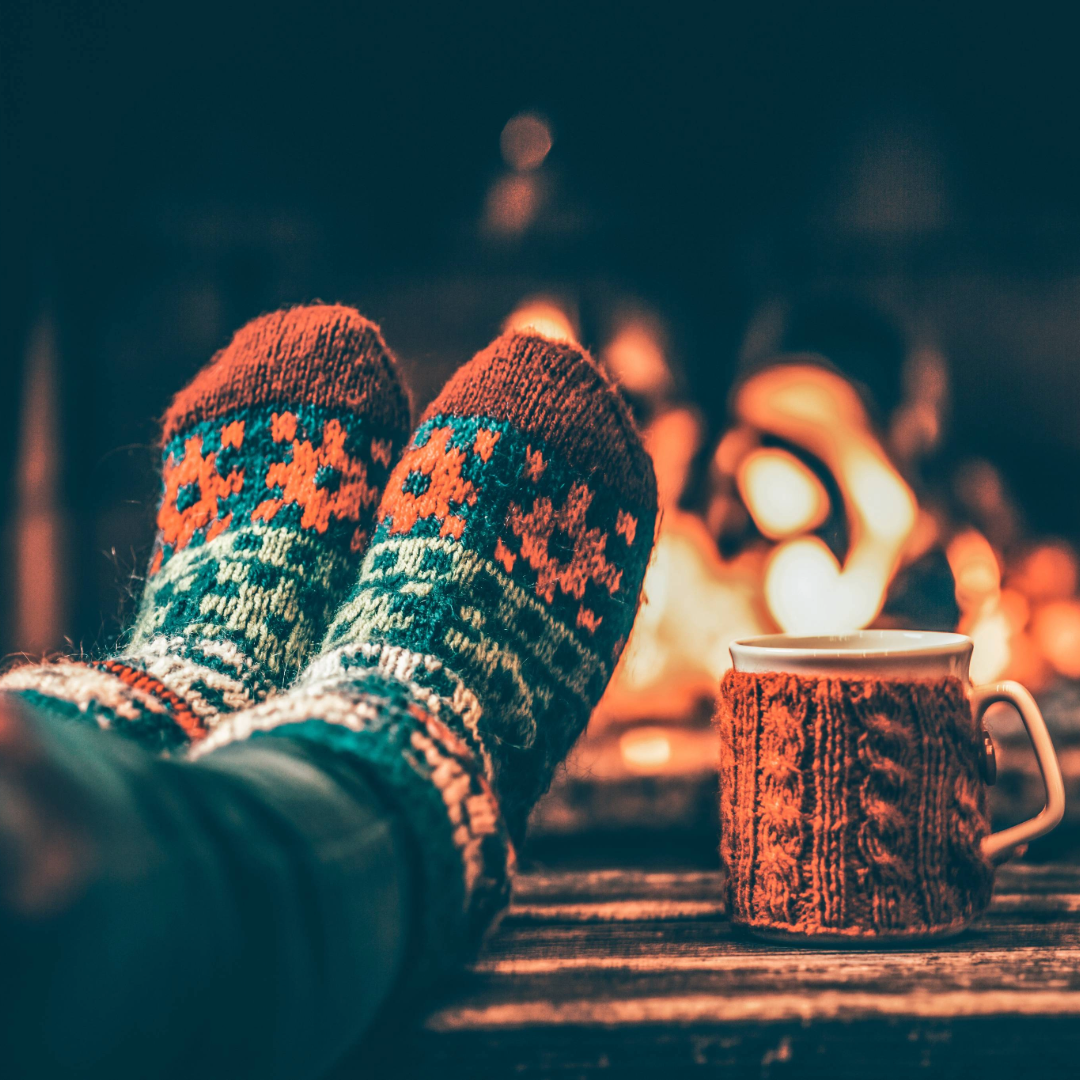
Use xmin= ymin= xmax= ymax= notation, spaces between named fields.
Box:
xmin=391 ymin=862 xmax=1080 ymax=1077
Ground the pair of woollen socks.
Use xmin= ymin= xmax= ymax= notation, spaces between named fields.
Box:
xmin=0 ymin=304 xmax=658 ymax=977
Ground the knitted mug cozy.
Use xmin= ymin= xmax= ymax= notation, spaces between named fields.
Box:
xmin=716 ymin=671 xmax=995 ymax=939
xmin=0 ymin=306 xmax=411 ymax=749
xmin=193 ymin=330 xmax=659 ymax=976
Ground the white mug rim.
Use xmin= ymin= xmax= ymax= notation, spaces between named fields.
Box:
xmin=731 ymin=629 xmax=971 ymax=660
xmin=729 ymin=630 xmax=974 ymax=678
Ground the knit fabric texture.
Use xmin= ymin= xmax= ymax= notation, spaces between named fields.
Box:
xmin=193 ymin=330 xmax=659 ymax=976
xmin=0 ymin=305 xmax=411 ymax=751
xmin=716 ymin=671 xmax=994 ymax=939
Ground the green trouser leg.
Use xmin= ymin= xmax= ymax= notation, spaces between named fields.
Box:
xmin=0 ymin=697 xmax=412 ymax=1080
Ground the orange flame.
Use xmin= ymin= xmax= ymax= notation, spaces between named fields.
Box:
xmin=736 ymin=364 xmax=917 ymax=634
xmin=602 ymin=316 xmax=673 ymax=397
xmin=504 ymin=297 xmax=578 ymax=344
xmin=737 ymin=447 xmax=829 ymax=540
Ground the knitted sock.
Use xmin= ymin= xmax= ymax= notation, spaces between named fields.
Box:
xmin=192 ymin=330 xmax=658 ymax=976
xmin=0 ymin=305 xmax=411 ymax=752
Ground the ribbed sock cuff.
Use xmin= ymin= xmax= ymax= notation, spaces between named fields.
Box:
xmin=190 ymin=655 xmax=514 ymax=983
xmin=0 ymin=661 xmax=193 ymax=753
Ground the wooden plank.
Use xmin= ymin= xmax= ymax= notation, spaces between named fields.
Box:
xmin=509 ymin=863 xmax=1080 ymax=904
xmin=387 ymin=862 xmax=1080 ymax=1077
xmin=408 ymin=1018 xmax=1080 ymax=1078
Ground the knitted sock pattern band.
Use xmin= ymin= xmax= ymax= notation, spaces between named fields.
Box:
xmin=0 ymin=305 xmax=410 ymax=752
xmin=716 ymin=671 xmax=994 ymax=938
xmin=194 ymin=330 xmax=659 ymax=977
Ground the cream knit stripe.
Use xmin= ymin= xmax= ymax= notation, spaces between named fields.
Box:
xmin=0 ymin=662 xmax=172 ymax=727
xmin=130 ymin=520 xmax=356 ymax=685
xmin=301 ymin=641 xmax=492 ymax=780
xmin=328 ymin=537 xmax=606 ymax=703
xmin=115 ymin=638 xmax=258 ymax=718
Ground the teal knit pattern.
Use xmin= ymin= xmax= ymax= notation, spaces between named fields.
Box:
xmin=193 ymin=330 xmax=659 ymax=974
xmin=0 ymin=306 xmax=410 ymax=751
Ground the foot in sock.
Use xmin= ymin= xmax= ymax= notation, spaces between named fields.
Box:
xmin=0 ymin=306 xmax=411 ymax=751
xmin=194 ymin=330 xmax=658 ymax=976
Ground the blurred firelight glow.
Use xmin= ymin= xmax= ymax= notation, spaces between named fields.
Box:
xmin=1032 ymin=600 xmax=1080 ymax=680
xmin=1016 ymin=542 xmax=1080 ymax=602
xmin=504 ymin=296 xmax=578 ymax=343
xmin=619 ymin=727 xmax=673 ymax=773
xmin=967 ymin=605 xmax=1013 ymax=684
xmin=737 ymin=447 xmax=829 ymax=540
xmin=602 ymin=317 xmax=673 ymax=397
xmin=947 ymin=530 xmax=1001 ymax=612
xmin=735 ymin=364 xmax=917 ymax=634
xmin=643 ymin=407 xmax=702 ymax=509
xmin=485 ymin=173 xmax=540 ymax=235
xmin=946 ymin=529 xmax=1012 ymax=683
xmin=500 ymin=112 xmax=553 ymax=171
xmin=606 ymin=514 xmax=768 ymax=715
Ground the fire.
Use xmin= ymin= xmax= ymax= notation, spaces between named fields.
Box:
xmin=605 ymin=513 xmax=768 ymax=718
xmin=602 ymin=316 xmax=673 ymax=397
xmin=735 ymin=364 xmax=917 ymax=634
xmin=503 ymin=297 xmax=578 ymax=344
xmin=737 ymin=447 xmax=829 ymax=540
xmin=556 ymin=327 xmax=1080 ymax=800
xmin=619 ymin=727 xmax=673 ymax=773
xmin=500 ymin=112 xmax=553 ymax=171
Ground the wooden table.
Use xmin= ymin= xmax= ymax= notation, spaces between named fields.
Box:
xmin=401 ymin=861 xmax=1080 ymax=1077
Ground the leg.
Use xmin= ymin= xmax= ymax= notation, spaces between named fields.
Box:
xmin=0 ymin=695 xmax=412 ymax=1080
xmin=196 ymin=329 xmax=659 ymax=979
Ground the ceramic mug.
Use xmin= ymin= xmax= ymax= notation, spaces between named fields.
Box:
xmin=716 ymin=630 xmax=1065 ymax=942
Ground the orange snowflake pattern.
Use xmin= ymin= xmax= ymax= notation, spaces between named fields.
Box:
xmin=504 ymin=481 xmax=623 ymax=624
xmin=155 ymin=433 xmax=245 ymax=568
xmin=381 ymin=425 xmax=497 ymax=540
xmin=252 ymin=412 xmax=380 ymax=532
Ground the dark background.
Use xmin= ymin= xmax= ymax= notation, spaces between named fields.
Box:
xmin=3 ymin=1 xmax=1080 ymax=657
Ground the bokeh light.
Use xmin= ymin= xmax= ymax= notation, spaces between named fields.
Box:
xmin=504 ymin=296 xmax=578 ymax=343
xmin=737 ymin=447 xmax=830 ymax=540
xmin=500 ymin=112 xmax=553 ymax=171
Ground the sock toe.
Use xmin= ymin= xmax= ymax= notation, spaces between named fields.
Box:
xmin=424 ymin=330 xmax=656 ymax=509
xmin=164 ymin=304 xmax=411 ymax=441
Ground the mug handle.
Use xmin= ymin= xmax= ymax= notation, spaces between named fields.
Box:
xmin=972 ymin=680 xmax=1066 ymax=863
